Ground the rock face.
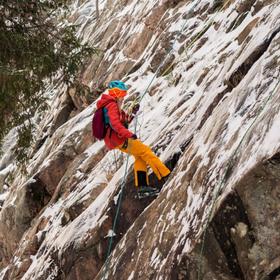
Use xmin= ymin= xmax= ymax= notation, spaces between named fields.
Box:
xmin=0 ymin=0 xmax=280 ymax=279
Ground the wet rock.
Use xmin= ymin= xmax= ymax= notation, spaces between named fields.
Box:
xmin=68 ymin=82 xmax=95 ymax=111
xmin=237 ymin=17 xmax=260 ymax=45
xmin=123 ymin=27 xmax=154 ymax=60
xmin=36 ymin=150 xmax=75 ymax=196
xmin=0 ymin=178 xmax=50 ymax=268
xmin=1 ymin=1 xmax=280 ymax=280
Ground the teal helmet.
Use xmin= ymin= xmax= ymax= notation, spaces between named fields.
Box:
xmin=108 ymin=80 xmax=128 ymax=91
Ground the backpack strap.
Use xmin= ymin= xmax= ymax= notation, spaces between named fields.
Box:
xmin=102 ymin=100 xmax=116 ymax=138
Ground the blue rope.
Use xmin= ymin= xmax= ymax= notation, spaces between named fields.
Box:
xmin=100 ymin=27 xmax=184 ymax=280
xmin=102 ymin=153 xmax=130 ymax=280
xmin=101 ymin=1 xmax=233 ymax=278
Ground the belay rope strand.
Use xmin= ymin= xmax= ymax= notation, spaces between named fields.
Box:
xmin=132 ymin=0 xmax=233 ymax=127
xmin=101 ymin=6 xmax=191 ymax=280
xmin=101 ymin=0 xmax=235 ymax=279
xmin=102 ymin=153 xmax=130 ymax=280
xmin=161 ymin=0 xmax=233 ymax=77
xmin=197 ymin=78 xmax=280 ymax=280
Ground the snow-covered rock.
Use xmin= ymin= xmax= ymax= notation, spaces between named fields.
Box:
xmin=0 ymin=0 xmax=280 ymax=279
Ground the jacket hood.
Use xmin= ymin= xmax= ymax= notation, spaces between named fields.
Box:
xmin=96 ymin=93 xmax=116 ymax=109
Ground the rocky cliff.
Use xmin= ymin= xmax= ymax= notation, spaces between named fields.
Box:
xmin=0 ymin=0 xmax=280 ymax=279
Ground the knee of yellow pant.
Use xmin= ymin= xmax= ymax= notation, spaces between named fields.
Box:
xmin=134 ymin=161 xmax=147 ymax=172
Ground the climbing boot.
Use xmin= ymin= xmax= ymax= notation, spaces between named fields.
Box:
xmin=137 ymin=186 xmax=159 ymax=199
xmin=136 ymin=171 xmax=159 ymax=198
xmin=136 ymin=171 xmax=148 ymax=186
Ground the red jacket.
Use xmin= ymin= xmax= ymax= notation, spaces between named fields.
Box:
xmin=96 ymin=94 xmax=134 ymax=149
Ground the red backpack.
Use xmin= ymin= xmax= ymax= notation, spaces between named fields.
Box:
xmin=92 ymin=108 xmax=107 ymax=140
xmin=92 ymin=100 xmax=114 ymax=140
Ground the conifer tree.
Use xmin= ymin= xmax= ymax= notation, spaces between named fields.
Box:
xmin=0 ymin=0 xmax=95 ymax=164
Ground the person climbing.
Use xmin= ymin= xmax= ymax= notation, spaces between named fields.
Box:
xmin=95 ymin=80 xmax=171 ymax=198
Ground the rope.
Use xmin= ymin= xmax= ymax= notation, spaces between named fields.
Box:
xmin=197 ymin=78 xmax=280 ymax=280
xmin=132 ymin=2 xmax=202 ymax=131
xmin=102 ymin=153 xmax=130 ymax=280
xmin=128 ymin=0 xmax=235 ymax=142
xmin=131 ymin=0 xmax=233 ymax=131
xmin=100 ymin=4 xmax=195 ymax=278
xmin=161 ymin=0 xmax=233 ymax=77
xmin=101 ymin=0 xmax=235 ymax=278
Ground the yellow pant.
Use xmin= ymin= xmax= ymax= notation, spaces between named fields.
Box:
xmin=118 ymin=139 xmax=171 ymax=187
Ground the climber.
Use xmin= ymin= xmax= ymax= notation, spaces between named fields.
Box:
xmin=95 ymin=80 xmax=171 ymax=197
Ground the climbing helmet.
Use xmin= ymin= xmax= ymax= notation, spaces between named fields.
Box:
xmin=108 ymin=80 xmax=128 ymax=98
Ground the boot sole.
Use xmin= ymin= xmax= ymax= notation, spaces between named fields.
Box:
xmin=137 ymin=190 xmax=160 ymax=199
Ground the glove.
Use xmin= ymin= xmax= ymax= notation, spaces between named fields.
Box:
xmin=132 ymin=103 xmax=140 ymax=115
xmin=131 ymin=134 xmax=137 ymax=139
